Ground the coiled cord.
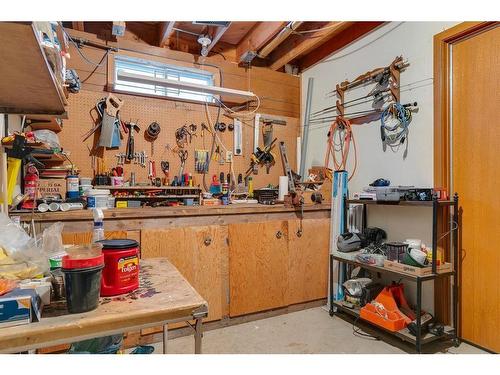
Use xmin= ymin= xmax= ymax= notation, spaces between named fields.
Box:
xmin=380 ymin=102 xmax=413 ymax=157
xmin=324 ymin=116 xmax=357 ymax=181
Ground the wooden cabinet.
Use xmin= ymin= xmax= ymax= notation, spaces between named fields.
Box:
xmin=141 ymin=225 xmax=226 ymax=323
xmin=287 ymin=219 xmax=330 ymax=305
xmin=228 ymin=220 xmax=289 ymax=317
xmin=61 ymin=230 xmax=141 ymax=245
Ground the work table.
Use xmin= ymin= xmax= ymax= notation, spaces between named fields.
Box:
xmin=13 ymin=202 xmax=332 ymax=350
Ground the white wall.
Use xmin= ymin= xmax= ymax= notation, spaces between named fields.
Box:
xmin=301 ymin=22 xmax=458 ymax=310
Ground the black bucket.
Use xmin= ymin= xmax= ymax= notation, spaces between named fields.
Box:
xmin=62 ymin=265 xmax=104 ymax=313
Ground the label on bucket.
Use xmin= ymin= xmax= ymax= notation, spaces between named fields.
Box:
xmin=117 ymin=255 xmax=139 ymax=283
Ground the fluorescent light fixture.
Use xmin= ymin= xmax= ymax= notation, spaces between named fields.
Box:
xmin=117 ymin=70 xmax=257 ymax=100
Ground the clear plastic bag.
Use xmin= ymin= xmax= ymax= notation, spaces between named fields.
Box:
xmin=0 ymin=214 xmax=65 ymax=279
xmin=33 ymin=129 xmax=61 ymax=149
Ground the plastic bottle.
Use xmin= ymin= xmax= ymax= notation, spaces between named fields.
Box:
xmin=92 ymin=208 xmax=105 ymax=243
xmin=248 ymin=176 xmax=254 ymax=198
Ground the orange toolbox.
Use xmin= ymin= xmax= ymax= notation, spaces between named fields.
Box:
xmin=360 ymin=287 xmax=411 ymax=332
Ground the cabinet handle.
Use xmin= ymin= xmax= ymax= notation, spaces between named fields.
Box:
xmin=204 ymin=237 xmax=212 ymax=246
xmin=276 ymin=230 xmax=283 ymax=239
xmin=296 ymin=229 xmax=303 ymax=237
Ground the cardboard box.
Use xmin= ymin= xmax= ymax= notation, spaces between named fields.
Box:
xmin=383 ymin=260 xmax=452 ymax=276
xmin=37 ymin=178 xmax=67 ymax=199
xmin=0 ymin=288 xmax=41 ymax=328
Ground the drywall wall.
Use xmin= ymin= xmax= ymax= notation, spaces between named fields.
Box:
xmin=301 ymin=22 xmax=458 ymax=311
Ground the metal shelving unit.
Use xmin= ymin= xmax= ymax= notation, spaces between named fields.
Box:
xmin=329 ymin=194 xmax=460 ymax=353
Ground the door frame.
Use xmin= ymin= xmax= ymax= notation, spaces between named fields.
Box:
xmin=433 ymin=21 xmax=499 ymax=337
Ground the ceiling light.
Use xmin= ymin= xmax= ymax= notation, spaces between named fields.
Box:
xmin=197 ymin=34 xmax=212 ymax=57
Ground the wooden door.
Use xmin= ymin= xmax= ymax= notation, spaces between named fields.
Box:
xmin=141 ymin=225 xmax=226 ymax=323
xmin=287 ymin=218 xmax=330 ymax=305
xmin=451 ymin=25 xmax=500 ymax=352
xmin=228 ymin=220 xmax=289 ymax=316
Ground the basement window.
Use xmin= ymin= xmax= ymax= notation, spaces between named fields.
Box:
xmin=113 ymin=55 xmax=215 ymax=103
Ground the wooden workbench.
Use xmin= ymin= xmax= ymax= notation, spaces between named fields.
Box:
xmin=13 ymin=203 xmax=331 ymax=349
xmin=0 ymin=258 xmax=208 ymax=354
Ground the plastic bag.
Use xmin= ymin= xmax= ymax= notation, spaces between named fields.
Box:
xmin=0 ymin=213 xmax=34 ymax=259
xmin=0 ymin=213 xmax=65 ymax=279
xmin=41 ymin=222 xmax=65 ymax=257
xmin=33 ymin=129 xmax=61 ymax=149
xmin=343 ymin=278 xmax=372 ymax=297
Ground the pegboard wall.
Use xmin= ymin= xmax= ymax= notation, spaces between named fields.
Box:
xmin=59 ymin=90 xmax=300 ymax=189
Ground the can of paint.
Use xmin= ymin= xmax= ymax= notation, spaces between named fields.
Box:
xmin=66 ymin=175 xmax=80 ymax=198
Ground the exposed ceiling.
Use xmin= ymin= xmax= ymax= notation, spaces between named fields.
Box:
xmin=64 ymin=21 xmax=384 ymax=72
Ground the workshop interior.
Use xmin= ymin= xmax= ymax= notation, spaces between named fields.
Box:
xmin=0 ymin=4 xmax=499 ymax=366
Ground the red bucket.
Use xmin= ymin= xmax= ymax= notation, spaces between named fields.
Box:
xmin=98 ymin=239 xmax=140 ymax=296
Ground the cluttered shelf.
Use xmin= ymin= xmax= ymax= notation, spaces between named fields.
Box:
xmin=332 ymin=254 xmax=454 ymax=281
xmin=332 ymin=301 xmax=455 ymax=346
xmin=94 ymin=185 xmax=201 ymax=191
xmin=2 ymin=140 xmax=65 ymax=163
xmin=346 ymin=199 xmax=456 ymax=207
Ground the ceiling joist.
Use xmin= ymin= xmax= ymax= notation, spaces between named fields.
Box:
xmin=269 ymin=22 xmax=352 ymax=70
xmin=71 ymin=22 xmax=85 ymax=32
xmin=236 ymin=22 xmax=286 ymax=63
xmin=298 ymin=22 xmax=385 ymax=70
xmin=205 ymin=23 xmax=231 ymax=54
xmin=159 ymin=21 xmax=175 ymax=47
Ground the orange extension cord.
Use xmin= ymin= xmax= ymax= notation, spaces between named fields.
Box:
xmin=324 ymin=116 xmax=358 ymax=181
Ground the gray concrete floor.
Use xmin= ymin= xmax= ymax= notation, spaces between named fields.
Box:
xmin=149 ymin=307 xmax=487 ymax=354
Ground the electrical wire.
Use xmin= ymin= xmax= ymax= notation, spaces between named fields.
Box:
xmin=324 ymin=117 xmax=357 ymax=181
xmin=352 ymin=316 xmax=380 ymax=340
xmin=58 ymin=22 xmax=109 ymax=67
xmin=380 ymin=102 xmax=413 ymax=157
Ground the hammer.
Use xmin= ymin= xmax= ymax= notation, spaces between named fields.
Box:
xmin=125 ymin=121 xmax=140 ymax=161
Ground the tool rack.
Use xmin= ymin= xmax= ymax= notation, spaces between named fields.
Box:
xmin=329 ymin=194 xmax=460 ymax=353
xmin=94 ymin=185 xmax=202 ymax=205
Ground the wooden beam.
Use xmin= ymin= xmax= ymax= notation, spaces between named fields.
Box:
xmin=298 ymin=22 xmax=385 ymax=71
xmin=206 ymin=24 xmax=230 ymax=55
xmin=159 ymin=22 xmax=175 ymax=47
xmin=72 ymin=22 xmax=85 ymax=31
xmin=259 ymin=21 xmax=303 ymax=58
xmin=269 ymin=22 xmax=351 ymax=71
xmin=236 ymin=22 xmax=286 ymax=62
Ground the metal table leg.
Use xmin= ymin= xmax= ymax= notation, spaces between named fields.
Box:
xmin=194 ymin=318 xmax=203 ymax=354
xmin=163 ymin=324 xmax=168 ymax=354
xmin=416 ymin=278 xmax=422 ymax=353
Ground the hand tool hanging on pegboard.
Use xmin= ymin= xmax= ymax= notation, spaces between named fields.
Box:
xmin=98 ymin=94 xmax=124 ymax=148
xmin=125 ymin=121 xmax=140 ymax=161
xmin=145 ymin=121 xmax=161 ymax=155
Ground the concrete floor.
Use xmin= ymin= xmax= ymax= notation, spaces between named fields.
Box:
xmin=150 ymin=307 xmax=487 ymax=354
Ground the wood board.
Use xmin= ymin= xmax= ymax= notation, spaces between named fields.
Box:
xmin=0 ymin=23 xmax=66 ymax=115
xmin=228 ymin=220 xmax=289 ymax=316
xmin=287 ymin=218 xmax=330 ymax=305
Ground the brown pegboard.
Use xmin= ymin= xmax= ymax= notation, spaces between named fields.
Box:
xmin=59 ymin=90 xmax=300 ymax=190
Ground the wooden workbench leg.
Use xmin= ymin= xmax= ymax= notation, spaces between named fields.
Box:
xmin=194 ymin=318 xmax=203 ymax=354
xmin=163 ymin=324 xmax=168 ymax=354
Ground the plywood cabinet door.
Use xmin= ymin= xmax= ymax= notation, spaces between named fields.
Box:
xmin=141 ymin=226 xmax=226 ymax=323
xmin=61 ymin=230 xmax=141 ymax=246
xmin=287 ymin=219 xmax=330 ymax=305
xmin=228 ymin=220 xmax=289 ymax=317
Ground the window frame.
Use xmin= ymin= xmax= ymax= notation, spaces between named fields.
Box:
xmin=107 ymin=51 xmax=220 ymax=105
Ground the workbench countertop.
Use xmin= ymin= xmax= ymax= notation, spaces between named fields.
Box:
xmin=15 ymin=203 xmax=331 ymax=222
